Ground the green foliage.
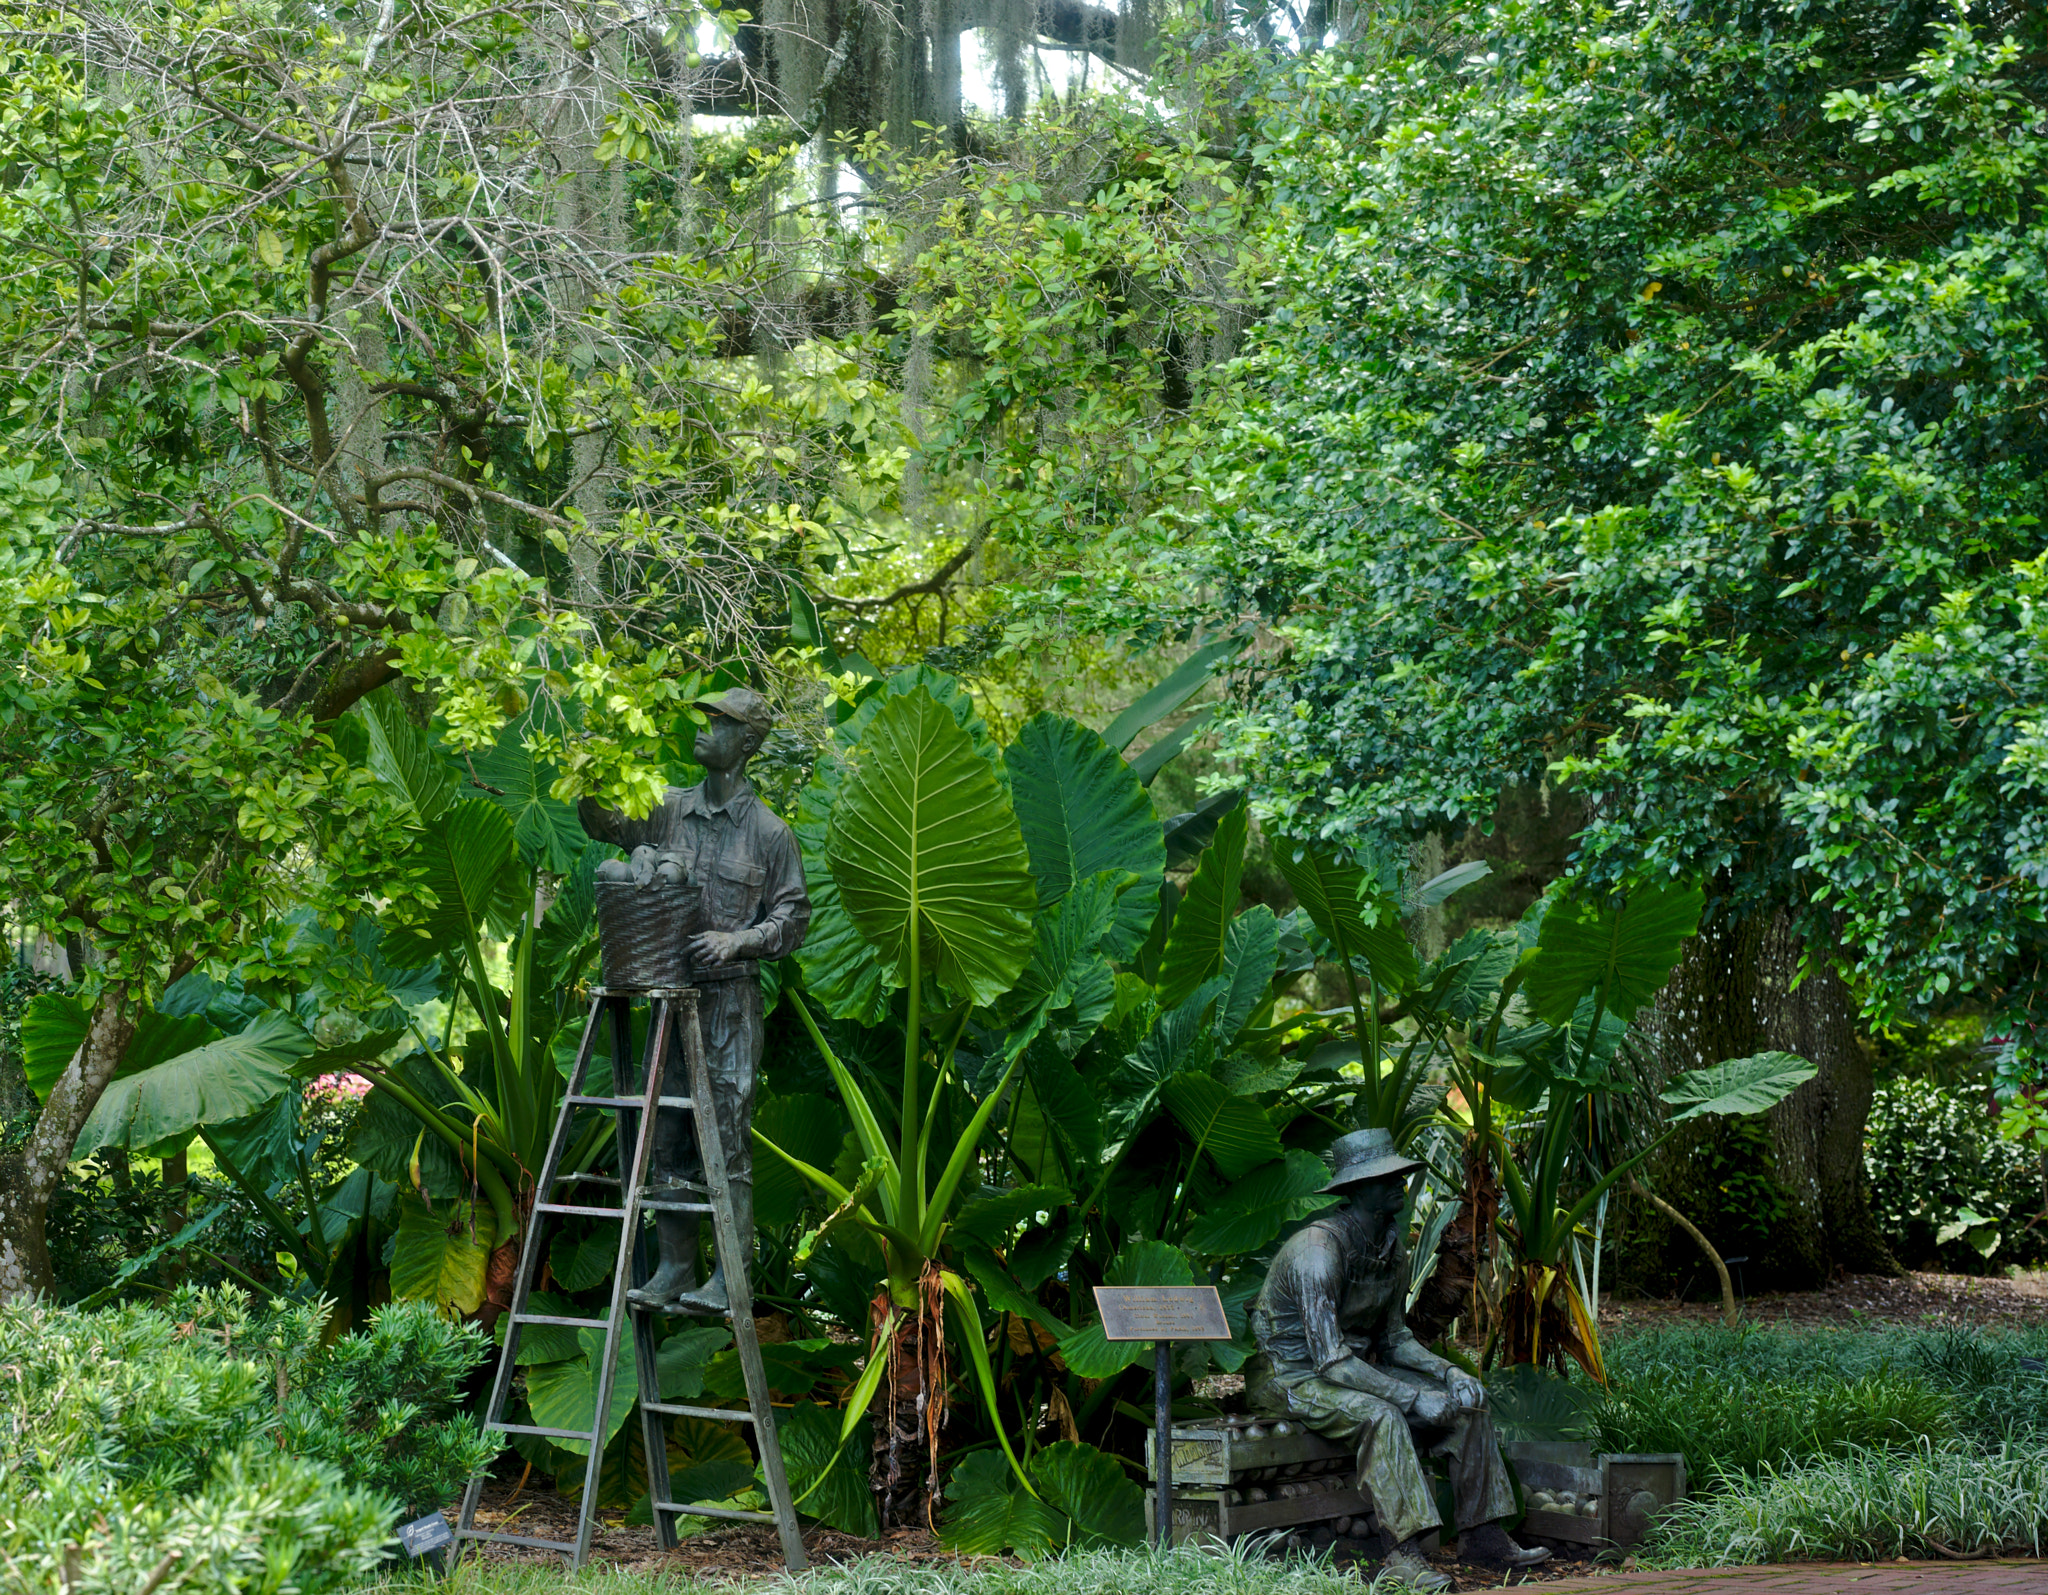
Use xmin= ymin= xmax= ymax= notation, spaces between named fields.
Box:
xmin=0 ymin=1287 xmax=494 ymax=1592
xmin=1864 ymin=1079 xmax=2048 ymax=1271
xmin=1024 ymin=0 xmax=2048 ymax=1069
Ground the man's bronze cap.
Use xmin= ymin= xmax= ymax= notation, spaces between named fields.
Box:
xmin=697 ymin=686 xmax=775 ymax=734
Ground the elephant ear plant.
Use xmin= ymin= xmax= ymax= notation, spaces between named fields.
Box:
xmin=764 ymin=669 xmax=1161 ymax=1533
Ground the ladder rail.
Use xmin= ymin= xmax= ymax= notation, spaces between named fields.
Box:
xmin=681 ymin=991 xmax=811 ymax=1573
xmin=572 ymin=993 xmax=673 ymax=1566
xmin=452 ymin=990 xmax=609 ymax=1566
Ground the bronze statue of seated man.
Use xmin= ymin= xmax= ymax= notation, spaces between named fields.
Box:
xmin=1246 ymin=1128 xmax=1551 ymax=1589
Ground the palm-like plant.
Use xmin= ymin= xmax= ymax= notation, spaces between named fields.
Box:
xmin=336 ymin=689 xmax=617 ymax=1314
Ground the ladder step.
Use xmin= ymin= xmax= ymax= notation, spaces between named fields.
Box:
xmin=514 ymin=1312 xmax=610 ymax=1329
xmin=533 ymin=1202 xmax=626 ymax=1218
xmin=657 ymin=1096 xmax=694 ymax=1110
xmin=654 ymin=1503 xmax=776 ymax=1524
xmin=643 ymin=1400 xmax=756 ymax=1422
xmin=642 ymin=1200 xmax=715 ymax=1215
xmin=568 ymin=1093 xmax=647 ymax=1108
xmin=556 ymin=1172 xmax=620 ymax=1186
xmin=493 ymin=1421 xmax=601 ymax=1441
xmin=457 ymin=1529 xmax=580 ymax=1552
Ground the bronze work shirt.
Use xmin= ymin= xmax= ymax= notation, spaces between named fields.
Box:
xmin=578 ymin=778 xmax=811 ymax=981
xmin=1249 ymin=1213 xmax=1448 ymax=1413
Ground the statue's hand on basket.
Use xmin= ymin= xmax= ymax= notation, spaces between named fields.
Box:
xmin=688 ymin=929 xmax=750 ymax=966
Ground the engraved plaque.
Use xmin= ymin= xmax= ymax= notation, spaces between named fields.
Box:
xmin=398 ymin=1512 xmax=455 ymax=1557
xmin=1094 ymin=1285 xmax=1230 ymax=1341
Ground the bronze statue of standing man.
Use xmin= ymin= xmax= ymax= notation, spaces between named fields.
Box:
xmin=578 ymin=687 xmax=810 ymax=1313
xmin=1247 ymin=1128 xmax=1550 ymax=1589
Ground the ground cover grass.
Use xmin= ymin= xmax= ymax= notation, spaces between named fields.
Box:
xmin=1642 ymin=1439 xmax=2048 ymax=1564
xmin=361 ymin=1545 xmax=1405 ymax=1595
xmin=1595 ymin=1325 xmax=2048 ymax=1564
xmin=1595 ymin=1323 xmax=2048 ymax=1475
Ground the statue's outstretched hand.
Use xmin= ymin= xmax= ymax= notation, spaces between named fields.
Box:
xmin=689 ymin=930 xmax=749 ymax=966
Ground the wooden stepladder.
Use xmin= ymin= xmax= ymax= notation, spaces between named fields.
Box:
xmin=452 ymin=986 xmax=808 ymax=1571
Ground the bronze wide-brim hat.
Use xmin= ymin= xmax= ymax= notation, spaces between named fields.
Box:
xmin=1320 ymin=1127 xmax=1423 ymax=1192
xmin=697 ymin=686 xmax=775 ymax=734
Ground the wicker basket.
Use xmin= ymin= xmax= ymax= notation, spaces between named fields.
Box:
xmin=594 ymin=878 xmax=702 ymax=990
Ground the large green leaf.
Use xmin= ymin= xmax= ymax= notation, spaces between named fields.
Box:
xmin=775 ymin=1400 xmax=879 ymax=1536
xmin=796 ymin=669 xmax=1004 ymax=1023
xmin=1660 ymin=1050 xmax=1817 ymax=1121
xmin=1025 ymin=1042 xmax=1104 ymax=1173
xmin=73 ymin=1010 xmax=311 ymax=1155
xmin=753 ymin=1092 xmax=847 ymax=1227
xmin=389 ymin=1193 xmax=501 ymax=1317
xmin=826 ymin=686 xmax=1037 ymax=1008
xmin=1005 ymin=712 xmax=1165 ymax=959
xmin=393 ymin=796 xmax=528 ymax=963
xmin=22 ymin=996 xmax=223 ymax=1105
xmin=358 ymin=687 xmax=456 ymax=822
xmin=1156 ymin=802 xmax=1248 ymax=1008
xmin=940 ymin=1450 xmax=1065 ymax=1558
xmin=1160 ymin=1073 xmax=1285 ymax=1179
xmin=1524 ymin=879 xmax=1705 ymax=1027
xmin=549 ymin=1222 xmax=622 ymax=1291
xmin=1002 ymin=871 xmax=1125 ymax=1065
xmin=1057 ymin=1239 xmax=1195 ymax=1378
xmin=1216 ymin=904 xmax=1281 ymax=1040
xmin=1274 ymin=840 xmax=1420 ymax=994
xmin=1099 ymin=634 xmax=1244 ymax=752
xmin=471 ymin=713 xmax=587 ymax=873
xmin=1182 ymin=1150 xmax=1342 ymax=1255
xmin=1032 ymin=1440 xmax=1146 ymax=1549
xmin=20 ymin=992 xmax=88 ymax=1102
xmin=526 ymin=1325 xmax=637 ymax=1455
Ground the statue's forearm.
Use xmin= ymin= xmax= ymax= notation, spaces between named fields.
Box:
xmin=1386 ymin=1335 xmax=1450 ymax=1380
xmin=1321 ymin=1354 xmax=1419 ymax=1412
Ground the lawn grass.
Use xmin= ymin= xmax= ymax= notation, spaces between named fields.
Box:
xmin=363 ymin=1544 xmax=1407 ymax=1595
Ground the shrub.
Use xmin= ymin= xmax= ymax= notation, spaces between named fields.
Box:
xmin=1642 ymin=1439 xmax=2048 ymax=1564
xmin=0 ymin=1286 xmax=498 ymax=1593
xmin=1864 ymin=1078 xmax=2048 ymax=1271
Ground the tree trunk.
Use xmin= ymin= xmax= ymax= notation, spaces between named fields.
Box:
xmin=0 ymin=982 xmax=135 ymax=1303
xmin=1634 ymin=907 xmax=1898 ymax=1289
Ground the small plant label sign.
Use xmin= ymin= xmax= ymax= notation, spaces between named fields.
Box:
xmin=399 ymin=1513 xmax=455 ymax=1557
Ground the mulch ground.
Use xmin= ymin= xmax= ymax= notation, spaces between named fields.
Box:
xmin=1600 ymin=1270 xmax=2048 ymax=1333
